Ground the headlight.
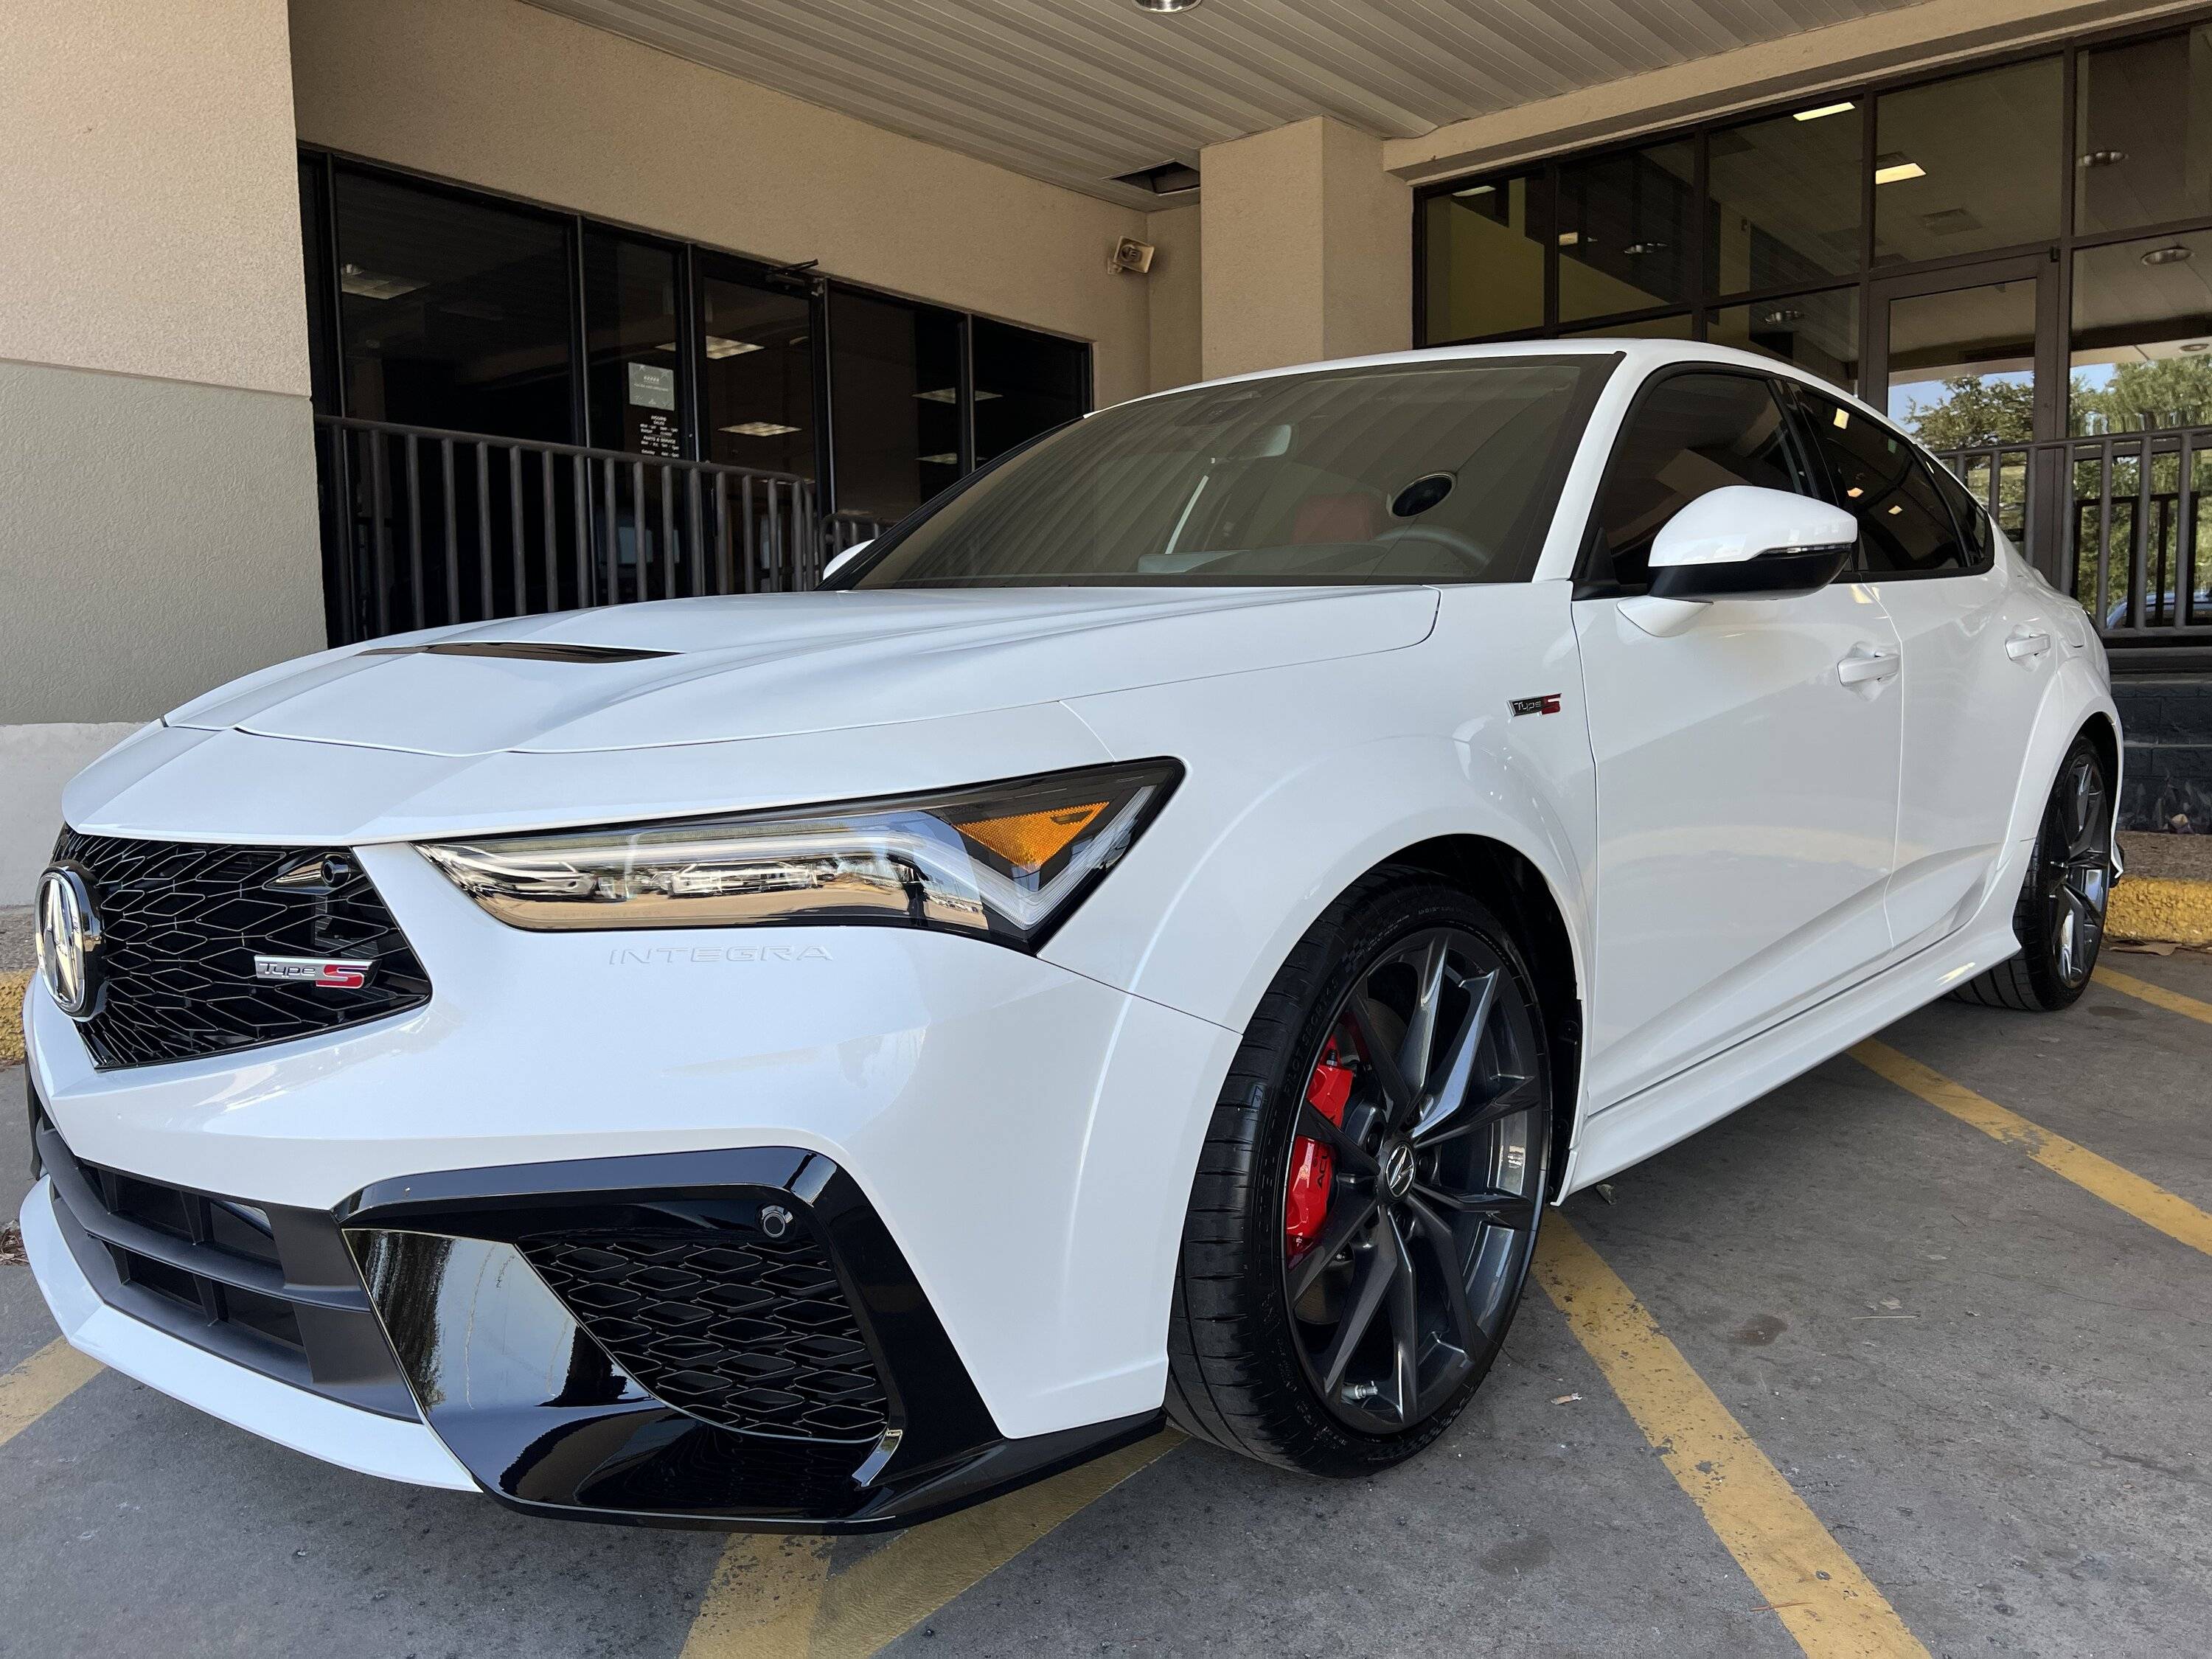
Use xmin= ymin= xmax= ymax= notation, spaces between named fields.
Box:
xmin=418 ymin=759 xmax=1180 ymax=950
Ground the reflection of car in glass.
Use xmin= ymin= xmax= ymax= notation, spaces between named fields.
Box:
xmin=2107 ymin=585 xmax=2212 ymax=629
xmin=24 ymin=343 xmax=2120 ymax=1529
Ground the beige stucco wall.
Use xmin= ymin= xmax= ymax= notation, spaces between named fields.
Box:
xmin=0 ymin=361 xmax=326 ymax=726
xmin=1200 ymin=119 xmax=1410 ymax=381
xmin=288 ymin=0 xmax=1155 ymax=406
xmin=0 ymin=0 xmax=324 ymax=761
xmin=0 ymin=0 xmax=310 ymax=398
xmin=1144 ymin=204 xmax=1203 ymax=394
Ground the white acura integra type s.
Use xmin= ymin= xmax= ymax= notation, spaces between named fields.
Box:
xmin=24 ymin=342 xmax=2120 ymax=1528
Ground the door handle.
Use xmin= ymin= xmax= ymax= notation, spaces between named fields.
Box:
xmin=2006 ymin=627 xmax=2051 ymax=662
xmin=1837 ymin=644 xmax=1899 ymax=686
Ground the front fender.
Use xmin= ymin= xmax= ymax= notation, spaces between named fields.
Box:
xmin=1046 ymin=585 xmax=1596 ymax=1039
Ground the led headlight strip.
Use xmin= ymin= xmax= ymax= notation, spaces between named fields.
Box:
xmin=419 ymin=759 xmax=1180 ymax=950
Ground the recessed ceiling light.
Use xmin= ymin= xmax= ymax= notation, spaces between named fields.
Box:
xmin=1453 ymin=184 xmax=1497 ymax=198
xmin=1761 ymin=307 xmax=1804 ymax=326
xmin=1832 ymin=408 xmax=1851 ymax=428
xmin=1557 ymin=231 xmax=1581 ymax=247
xmin=1793 ymin=101 xmax=1855 ymax=122
xmin=2079 ymin=150 xmax=2129 ymax=167
xmin=720 ymin=420 xmax=799 ymax=437
xmin=1888 ymin=504 xmax=1904 ymax=515
xmin=1132 ymin=0 xmax=1200 ymax=11
xmin=2142 ymin=243 xmax=2194 ymax=266
xmin=919 ymin=453 xmax=960 ymax=466
xmin=704 ymin=336 xmax=764 ymax=358
xmin=1874 ymin=153 xmax=1925 ymax=184
xmin=1622 ymin=240 xmax=1667 ymax=257
xmin=338 ymin=263 xmax=424 ymax=300
xmin=1846 ymin=486 xmax=1865 ymax=498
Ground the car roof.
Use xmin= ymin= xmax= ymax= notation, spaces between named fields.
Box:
xmin=1123 ymin=338 xmax=1888 ymax=430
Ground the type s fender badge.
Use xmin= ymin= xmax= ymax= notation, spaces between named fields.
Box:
xmin=1509 ymin=693 xmax=1563 ymax=717
xmin=253 ymin=955 xmax=375 ymax=990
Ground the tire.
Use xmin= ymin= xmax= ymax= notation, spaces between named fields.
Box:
xmin=1953 ymin=732 xmax=2115 ymax=1012
xmin=1164 ymin=869 xmax=1554 ymax=1476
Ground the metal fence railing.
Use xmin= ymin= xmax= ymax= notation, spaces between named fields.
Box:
xmin=1936 ymin=423 xmax=2212 ymax=653
xmin=313 ymin=416 xmax=889 ymax=646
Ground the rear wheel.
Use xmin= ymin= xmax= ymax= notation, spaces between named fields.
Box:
xmin=1954 ymin=734 xmax=2114 ymax=1012
xmin=1165 ymin=872 xmax=1554 ymax=1475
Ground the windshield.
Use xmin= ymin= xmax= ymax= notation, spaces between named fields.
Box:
xmin=848 ymin=355 xmax=1614 ymax=588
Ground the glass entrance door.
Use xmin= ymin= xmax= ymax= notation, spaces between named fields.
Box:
xmin=1866 ymin=258 xmax=2063 ymax=559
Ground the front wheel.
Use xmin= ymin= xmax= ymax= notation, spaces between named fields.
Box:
xmin=1955 ymin=732 xmax=2115 ymax=1012
xmin=1165 ymin=872 xmax=1554 ymax=1475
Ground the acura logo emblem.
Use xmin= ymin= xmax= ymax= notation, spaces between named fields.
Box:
xmin=35 ymin=863 xmax=102 ymax=1020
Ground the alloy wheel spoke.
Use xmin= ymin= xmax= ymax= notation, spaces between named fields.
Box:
xmin=1396 ymin=936 xmax=1449 ymax=1096
xmin=1317 ymin=1237 xmax=1397 ymax=1393
xmin=1413 ymin=1182 xmax=1537 ymax=1230
xmin=1415 ymin=1067 xmax=1535 ymax=1150
xmin=1404 ymin=1192 xmax=1482 ymax=1355
xmin=1410 ymin=970 xmax=1496 ymax=1141
xmin=1297 ymin=1098 xmax=1374 ymax=1175
xmin=1347 ymin=991 xmax=1418 ymax=1128
xmin=1288 ymin=1189 xmax=1381 ymax=1302
xmin=1382 ymin=1215 xmax=1422 ymax=1425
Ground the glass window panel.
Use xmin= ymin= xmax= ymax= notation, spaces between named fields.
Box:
xmin=1557 ymin=313 xmax=1694 ymax=341
xmin=2077 ymin=26 xmax=2212 ymax=234
xmin=1708 ymin=104 xmax=1863 ymax=295
xmin=1882 ymin=279 xmax=2039 ymax=447
xmin=1558 ymin=142 xmax=1696 ymax=322
xmin=700 ymin=269 xmax=815 ymax=477
xmin=830 ymin=290 xmax=962 ymax=518
xmin=582 ymin=232 xmax=684 ymax=458
xmin=2070 ymin=229 xmax=2212 ymax=434
xmin=1798 ymin=389 xmax=1972 ymax=576
xmin=1588 ymin=372 xmax=1809 ymax=592
xmin=1422 ymin=175 xmax=1548 ymax=341
xmin=1874 ymin=58 xmax=2062 ymax=265
xmin=972 ymin=319 xmax=1088 ymax=466
xmin=333 ymin=170 xmax=575 ymax=442
xmin=1710 ymin=291 xmax=1860 ymax=391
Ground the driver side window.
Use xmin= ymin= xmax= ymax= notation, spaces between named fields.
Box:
xmin=1585 ymin=372 xmax=1811 ymax=595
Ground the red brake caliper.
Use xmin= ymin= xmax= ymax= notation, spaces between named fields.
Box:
xmin=1285 ymin=1037 xmax=1355 ymax=1253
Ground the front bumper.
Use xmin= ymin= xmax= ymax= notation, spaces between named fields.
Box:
xmin=20 ymin=838 xmax=1234 ymax=1525
xmin=23 ymin=1082 xmax=1157 ymax=1528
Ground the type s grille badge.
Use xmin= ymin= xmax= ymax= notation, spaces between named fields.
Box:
xmin=1510 ymin=693 xmax=1563 ymax=717
xmin=252 ymin=955 xmax=376 ymax=990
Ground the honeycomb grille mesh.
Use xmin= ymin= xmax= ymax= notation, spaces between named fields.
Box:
xmin=521 ymin=1230 xmax=890 ymax=1442
xmin=55 ymin=830 xmax=431 ymax=1070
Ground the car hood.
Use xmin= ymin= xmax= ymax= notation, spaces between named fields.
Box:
xmin=166 ymin=586 xmax=1440 ymax=757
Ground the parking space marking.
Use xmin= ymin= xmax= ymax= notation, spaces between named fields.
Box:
xmin=0 ymin=1338 xmax=102 ymax=1450
xmin=1852 ymin=1040 xmax=2212 ymax=1257
xmin=2094 ymin=965 xmax=2212 ymax=1027
xmin=1534 ymin=1219 xmax=1930 ymax=1659
xmin=680 ymin=1431 xmax=1178 ymax=1658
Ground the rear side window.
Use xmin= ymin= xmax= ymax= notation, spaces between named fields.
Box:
xmin=1585 ymin=372 xmax=1808 ymax=594
xmin=1795 ymin=389 xmax=1977 ymax=577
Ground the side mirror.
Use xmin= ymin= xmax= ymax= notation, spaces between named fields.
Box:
xmin=1645 ymin=486 xmax=1856 ymax=601
xmin=821 ymin=538 xmax=873 ymax=583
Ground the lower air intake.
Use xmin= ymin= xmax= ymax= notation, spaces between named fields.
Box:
xmin=519 ymin=1228 xmax=889 ymax=1442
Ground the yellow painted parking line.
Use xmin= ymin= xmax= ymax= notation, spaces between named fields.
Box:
xmin=1852 ymin=1040 xmax=2212 ymax=1258
xmin=0 ymin=1339 xmax=103 ymax=1450
xmin=1534 ymin=1219 xmax=1928 ymax=1659
xmin=681 ymin=1431 xmax=1179 ymax=1658
xmin=2095 ymin=965 xmax=2212 ymax=1028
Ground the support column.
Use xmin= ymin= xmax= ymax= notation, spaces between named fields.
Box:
xmin=1198 ymin=118 xmax=1412 ymax=381
xmin=0 ymin=0 xmax=322 ymax=898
